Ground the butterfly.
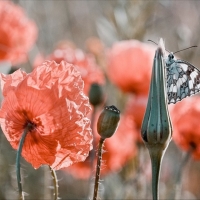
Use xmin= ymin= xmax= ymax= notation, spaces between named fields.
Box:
xmin=148 ymin=40 xmax=200 ymax=104
xmin=165 ymin=49 xmax=200 ymax=104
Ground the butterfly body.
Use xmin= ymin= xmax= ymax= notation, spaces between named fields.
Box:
xmin=165 ymin=53 xmax=200 ymax=104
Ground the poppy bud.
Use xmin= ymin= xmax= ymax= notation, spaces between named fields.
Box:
xmin=141 ymin=38 xmax=172 ymax=200
xmin=97 ymin=105 xmax=120 ymax=139
xmin=141 ymin=38 xmax=172 ymax=148
xmin=89 ymin=83 xmax=104 ymax=106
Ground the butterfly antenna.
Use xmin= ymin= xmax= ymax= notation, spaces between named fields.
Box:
xmin=147 ymin=39 xmax=170 ymax=53
xmin=173 ymin=46 xmax=197 ymax=54
xmin=147 ymin=39 xmax=158 ymax=46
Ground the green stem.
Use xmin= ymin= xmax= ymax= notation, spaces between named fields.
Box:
xmin=16 ymin=128 xmax=29 ymax=200
xmin=93 ymin=137 xmax=105 ymax=200
xmin=49 ymin=166 xmax=59 ymax=200
xmin=149 ymin=147 xmax=163 ymax=200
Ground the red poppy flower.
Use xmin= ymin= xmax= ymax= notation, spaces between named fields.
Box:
xmin=171 ymin=96 xmax=200 ymax=159
xmin=48 ymin=45 xmax=105 ymax=95
xmin=107 ymin=40 xmax=156 ymax=95
xmin=0 ymin=61 xmax=92 ymax=170
xmin=67 ymin=113 xmax=137 ymax=179
xmin=124 ymin=95 xmax=148 ymax=142
xmin=0 ymin=1 xmax=37 ymax=65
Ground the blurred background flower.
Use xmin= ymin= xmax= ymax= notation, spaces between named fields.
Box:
xmin=171 ymin=96 xmax=200 ymax=159
xmin=0 ymin=1 xmax=37 ymax=66
xmin=107 ymin=40 xmax=155 ymax=95
xmin=124 ymin=95 xmax=148 ymax=143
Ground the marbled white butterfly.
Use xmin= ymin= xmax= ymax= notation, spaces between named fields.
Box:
xmin=149 ymin=40 xmax=200 ymax=104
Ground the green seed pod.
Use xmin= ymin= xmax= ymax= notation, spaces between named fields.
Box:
xmin=89 ymin=83 xmax=104 ymax=106
xmin=97 ymin=105 xmax=120 ymax=139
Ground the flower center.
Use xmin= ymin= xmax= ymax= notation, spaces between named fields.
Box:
xmin=24 ymin=121 xmax=36 ymax=132
xmin=189 ymin=141 xmax=196 ymax=150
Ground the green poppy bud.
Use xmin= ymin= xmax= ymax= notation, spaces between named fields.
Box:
xmin=141 ymin=39 xmax=172 ymax=148
xmin=141 ymin=38 xmax=172 ymax=200
xmin=89 ymin=83 xmax=104 ymax=106
xmin=97 ymin=105 xmax=120 ymax=139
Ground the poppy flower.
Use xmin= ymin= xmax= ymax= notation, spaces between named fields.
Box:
xmin=0 ymin=60 xmax=93 ymax=170
xmin=0 ymin=1 xmax=37 ymax=65
xmin=67 ymin=113 xmax=137 ymax=179
xmin=107 ymin=40 xmax=155 ymax=95
xmin=124 ymin=95 xmax=148 ymax=142
xmin=171 ymin=96 xmax=200 ymax=159
xmin=47 ymin=45 xmax=105 ymax=95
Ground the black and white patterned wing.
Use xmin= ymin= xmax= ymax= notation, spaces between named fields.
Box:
xmin=167 ymin=60 xmax=200 ymax=104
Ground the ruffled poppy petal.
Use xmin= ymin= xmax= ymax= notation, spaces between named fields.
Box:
xmin=66 ymin=113 xmax=137 ymax=179
xmin=0 ymin=61 xmax=92 ymax=169
xmin=0 ymin=69 xmax=27 ymax=96
xmin=46 ymin=46 xmax=105 ymax=95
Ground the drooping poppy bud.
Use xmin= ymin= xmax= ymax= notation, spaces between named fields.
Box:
xmin=89 ymin=83 xmax=104 ymax=106
xmin=141 ymin=38 xmax=172 ymax=200
xmin=97 ymin=105 xmax=120 ymax=139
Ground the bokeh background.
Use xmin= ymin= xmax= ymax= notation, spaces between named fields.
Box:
xmin=1 ymin=0 xmax=200 ymax=199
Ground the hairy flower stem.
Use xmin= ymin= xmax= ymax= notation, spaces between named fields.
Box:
xmin=93 ymin=137 xmax=105 ymax=200
xmin=88 ymin=107 xmax=97 ymax=198
xmin=175 ymin=150 xmax=191 ymax=199
xmin=16 ymin=128 xmax=29 ymax=200
xmin=49 ymin=166 xmax=59 ymax=200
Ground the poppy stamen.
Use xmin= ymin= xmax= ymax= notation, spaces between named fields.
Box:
xmin=24 ymin=121 xmax=36 ymax=132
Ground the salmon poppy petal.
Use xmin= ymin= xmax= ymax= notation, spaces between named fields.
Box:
xmin=107 ymin=40 xmax=156 ymax=95
xmin=0 ymin=61 xmax=92 ymax=169
xmin=67 ymin=113 xmax=137 ymax=179
xmin=0 ymin=1 xmax=37 ymax=65
xmin=0 ymin=69 xmax=27 ymax=97
xmin=47 ymin=46 xmax=105 ymax=95
xmin=171 ymin=96 xmax=200 ymax=159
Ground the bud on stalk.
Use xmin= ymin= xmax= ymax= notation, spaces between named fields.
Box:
xmin=93 ymin=105 xmax=120 ymax=200
xmin=141 ymin=38 xmax=172 ymax=200
xmin=89 ymin=83 xmax=104 ymax=107
xmin=97 ymin=105 xmax=120 ymax=139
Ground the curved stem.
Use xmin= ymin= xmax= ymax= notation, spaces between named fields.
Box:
xmin=16 ymin=128 xmax=29 ymax=200
xmin=93 ymin=137 xmax=105 ymax=200
xmin=49 ymin=166 xmax=59 ymax=200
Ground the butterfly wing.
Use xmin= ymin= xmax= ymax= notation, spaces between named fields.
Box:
xmin=166 ymin=60 xmax=200 ymax=104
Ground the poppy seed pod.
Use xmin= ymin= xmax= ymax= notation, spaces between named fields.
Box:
xmin=89 ymin=83 xmax=104 ymax=106
xmin=97 ymin=105 xmax=120 ymax=139
xmin=141 ymin=38 xmax=172 ymax=200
